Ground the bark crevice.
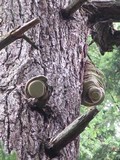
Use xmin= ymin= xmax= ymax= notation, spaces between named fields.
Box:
xmin=0 ymin=0 xmax=88 ymax=159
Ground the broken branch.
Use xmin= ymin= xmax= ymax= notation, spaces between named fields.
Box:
xmin=0 ymin=18 xmax=40 ymax=50
xmin=22 ymin=35 xmax=39 ymax=50
xmin=45 ymin=107 xmax=99 ymax=158
xmin=61 ymin=0 xmax=87 ymax=19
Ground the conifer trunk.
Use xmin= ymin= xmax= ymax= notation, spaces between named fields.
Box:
xmin=0 ymin=0 xmax=88 ymax=159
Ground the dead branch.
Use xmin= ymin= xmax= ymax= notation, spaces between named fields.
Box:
xmin=61 ymin=0 xmax=88 ymax=19
xmin=45 ymin=107 xmax=99 ymax=158
xmin=0 ymin=18 xmax=40 ymax=50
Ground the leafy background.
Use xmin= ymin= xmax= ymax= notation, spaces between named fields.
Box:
xmin=0 ymin=142 xmax=17 ymax=160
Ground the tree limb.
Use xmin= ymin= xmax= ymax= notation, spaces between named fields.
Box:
xmin=45 ymin=107 xmax=99 ymax=158
xmin=61 ymin=0 xmax=88 ymax=19
xmin=0 ymin=18 xmax=40 ymax=50
xmin=22 ymin=35 xmax=39 ymax=50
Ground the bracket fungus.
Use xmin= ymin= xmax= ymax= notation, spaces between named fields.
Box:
xmin=81 ymin=59 xmax=106 ymax=106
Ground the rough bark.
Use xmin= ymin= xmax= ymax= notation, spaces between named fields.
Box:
xmin=0 ymin=0 xmax=88 ymax=160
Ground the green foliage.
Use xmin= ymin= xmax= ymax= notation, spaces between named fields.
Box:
xmin=80 ymin=102 xmax=120 ymax=160
xmin=0 ymin=142 xmax=17 ymax=160
xmin=80 ymin=36 xmax=120 ymax=160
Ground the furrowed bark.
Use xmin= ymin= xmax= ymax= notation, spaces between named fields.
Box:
xmin=0 ymin=0 xmax=88 ymax=159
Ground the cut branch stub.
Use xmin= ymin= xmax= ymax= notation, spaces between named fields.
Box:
xmin=45 ymin=107 xmax=99 ymax=158
xmin=25 ymin=76 xmax=53 ymax=107
xmin=25 ymin=76 xmax=47 ymax=98
xmin=81 ymin=59 xmax=106 ymax=106
xmin=27 ymin=80 xmax=46 ymax=98
xmin=0 ymin=18 xmax=40 ymax=50
xmin=22 ymin=34 xmax=39 ymax=50
xmin=61 ymin=0 xmax=87 ymax=19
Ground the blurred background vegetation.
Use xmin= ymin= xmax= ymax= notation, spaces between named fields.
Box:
xmin=0 ymin=142 xmax=17 ymax=160
xmin=79 ymin=24 xmax=120 ymax=160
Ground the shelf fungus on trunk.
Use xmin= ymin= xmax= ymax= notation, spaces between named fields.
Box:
xmin=81 ymin=59 xmax=106 ymax=107
xmin=25 ymin=75 xmax=53 ymax=108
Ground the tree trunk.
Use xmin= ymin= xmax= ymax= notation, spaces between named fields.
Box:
xmin=0 ymin=0 xmax=88 ymax=159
